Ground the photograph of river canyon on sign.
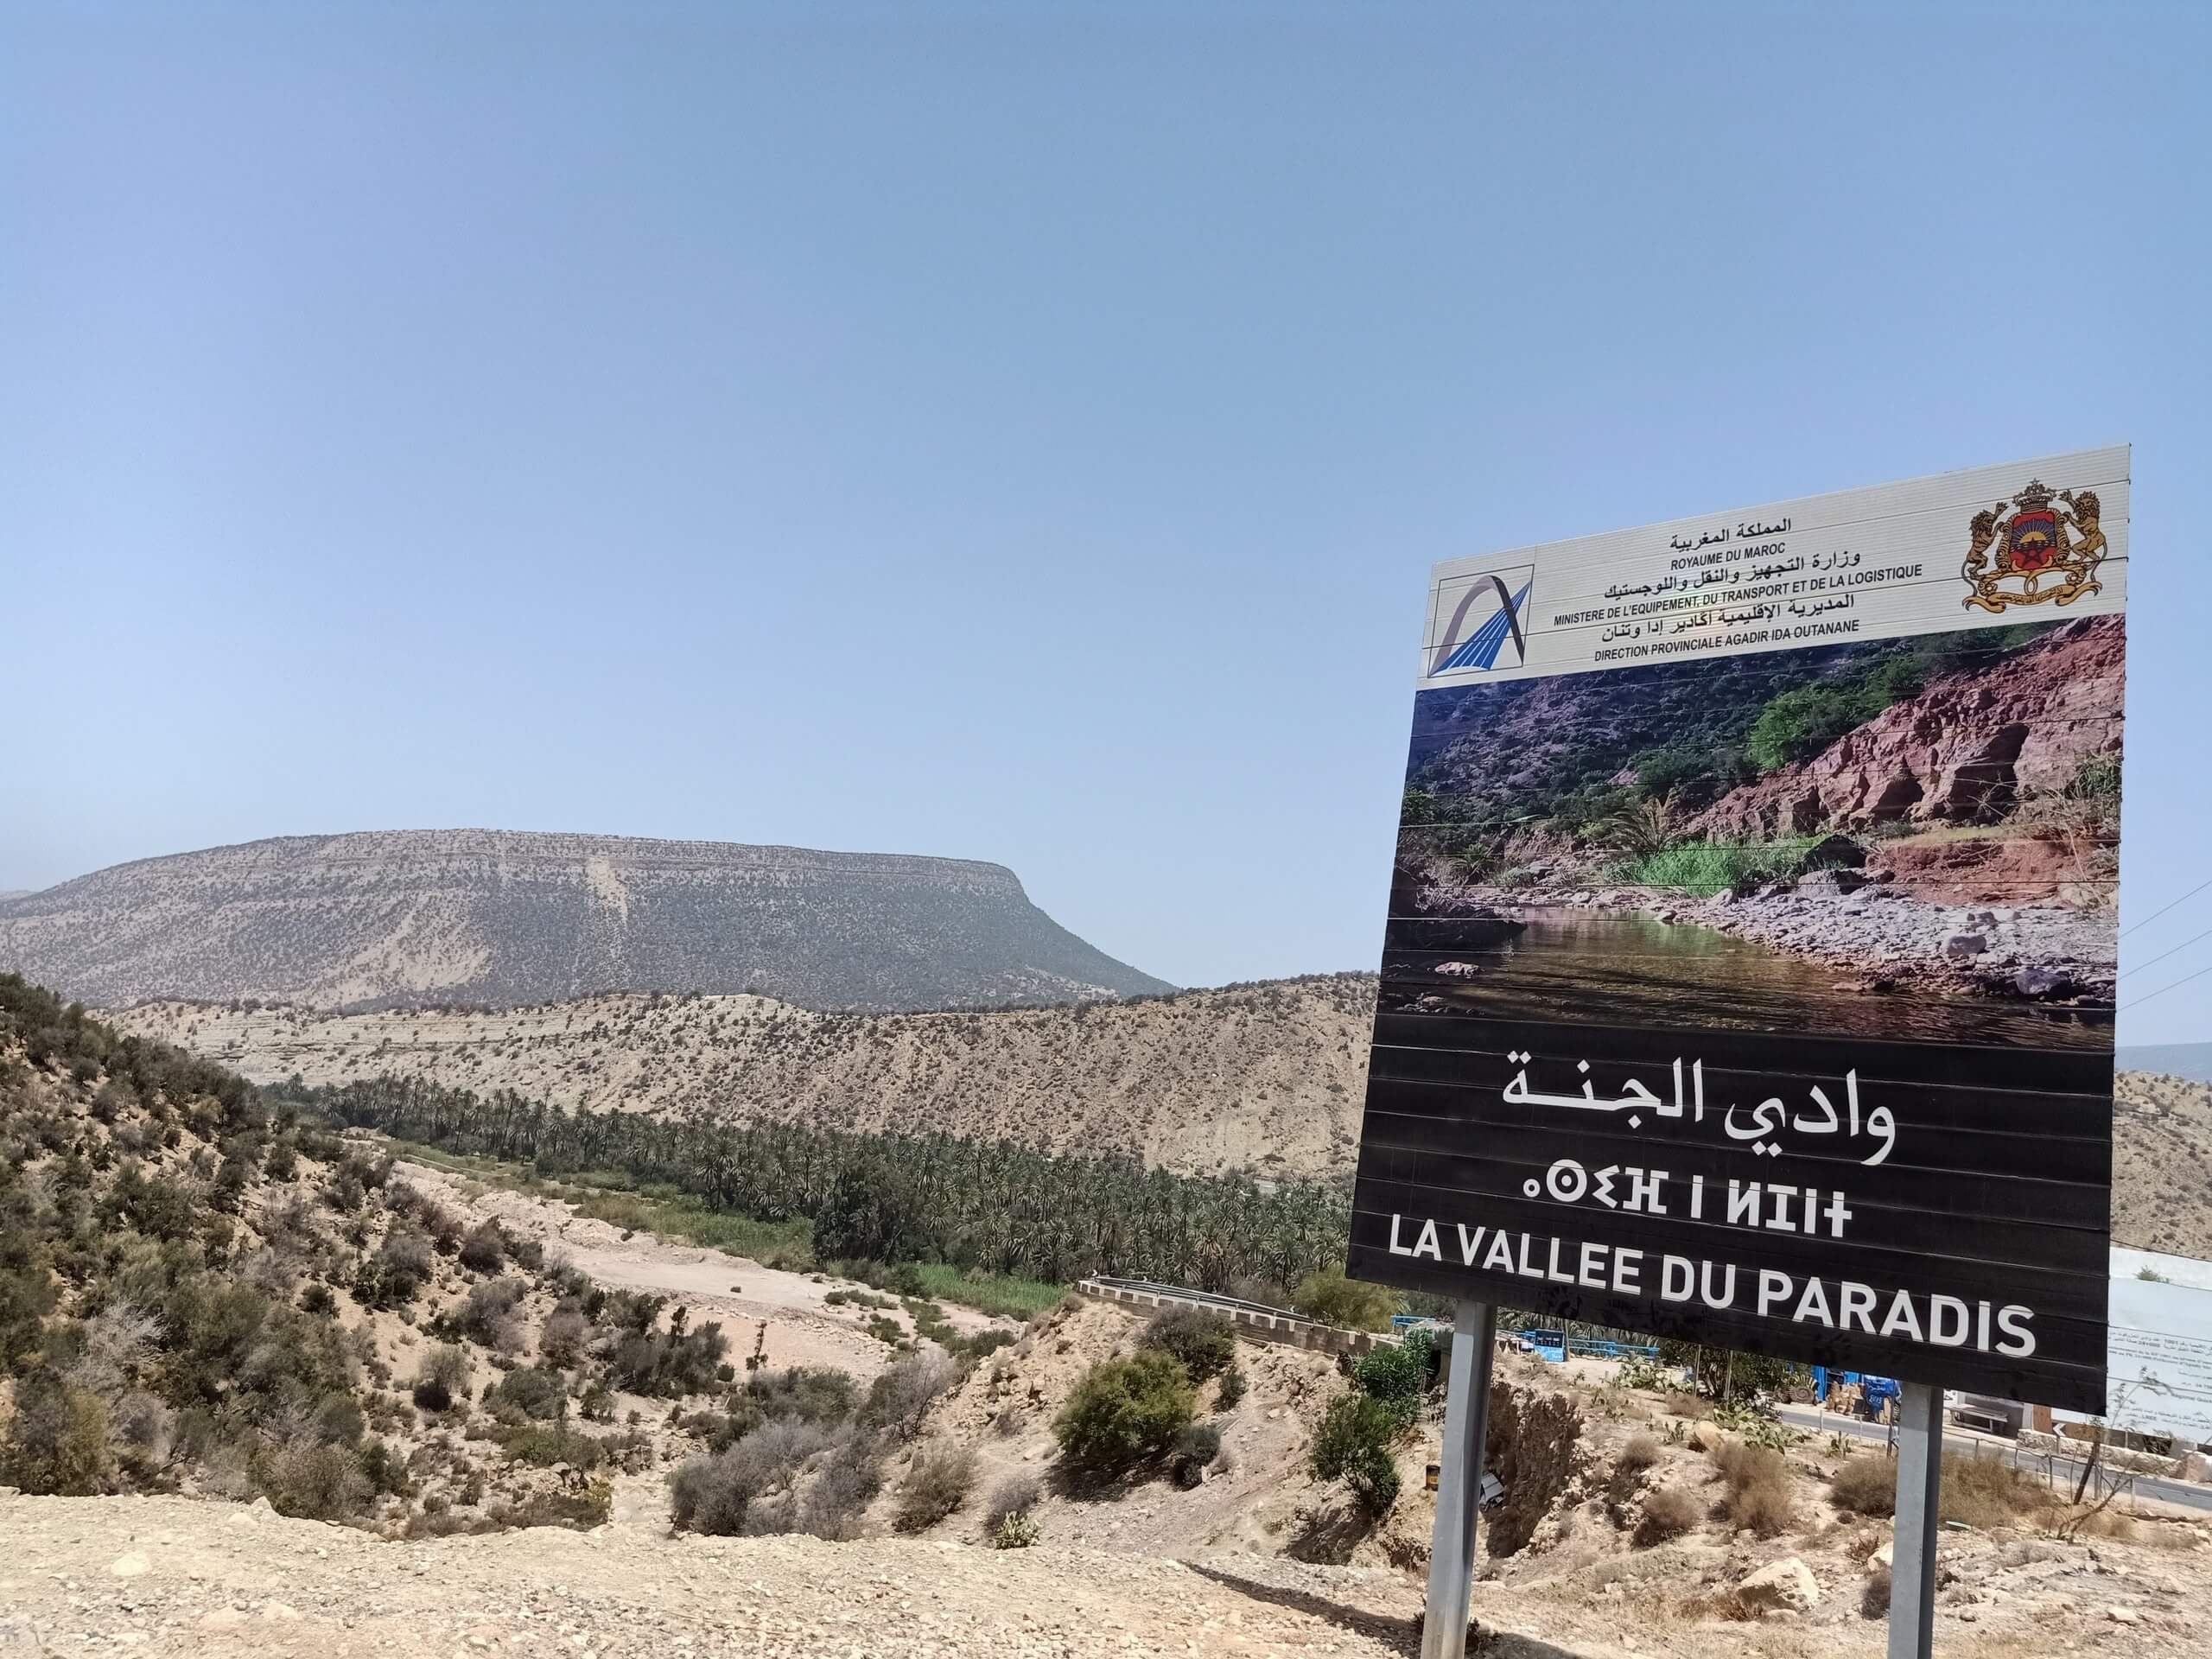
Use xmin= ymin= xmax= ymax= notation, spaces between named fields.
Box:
xmin=1382 ymin=613 xmax=2125 ymax=1051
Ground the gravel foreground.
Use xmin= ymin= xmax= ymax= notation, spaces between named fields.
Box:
xmin=0 ymin=1489 xmax=1452 ymax=1659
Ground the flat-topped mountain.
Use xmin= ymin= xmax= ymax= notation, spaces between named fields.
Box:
xmin=0 ymin=829 xmax=1171 ymax=1013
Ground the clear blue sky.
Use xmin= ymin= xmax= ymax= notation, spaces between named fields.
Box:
xmin=3 ymin=3 xmax=2207 ymax=1043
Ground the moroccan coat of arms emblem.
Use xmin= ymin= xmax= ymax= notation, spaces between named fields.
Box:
xmin=1961 ymin=480 xmax=2108 ymax=613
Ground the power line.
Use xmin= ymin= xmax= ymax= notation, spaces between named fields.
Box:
xmin=2119 ymin=961 xmax=2212 ymax=1014
xmin=2121 ymin=875 xmax=2212 ymax=939
xmin=2118 ymin=922 xmax=2212 ymax=982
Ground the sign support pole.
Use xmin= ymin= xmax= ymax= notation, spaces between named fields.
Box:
xmin=1887 ymin=1381 xmax=1944 ymax=1659
xmin=1420 ymin=1299 xmax=1497 ymax=1659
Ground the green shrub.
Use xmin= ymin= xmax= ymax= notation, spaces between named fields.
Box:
xmin=1350 ymin=1332 xmax=1435 ymax=1427
xmin=488 ymin=1365 xmax=568 ymax=1422
xmin=1171 ymin=1422 xmax=1222 ymax=1488
xmin=1140 ymin=1304 xmax=1236 ymax=1382
xmin=1291 ymin=1268 xmax=1401 ymax=1332
xmin=1053 ymin=1352 xmax=1197 ymax=1474
xmin=985 ymin=1472 xmax=1041 ymax=1531
xmin=458 ymin=1221 xmax=507 ymax=1274
xmin=744 ymin=1366 xmax=857 ymax=1427
xmin=1215 ymin=1363 xmax=1247 ymax=1411
xmin=1624 ymin=838 xmax=1816 ymax=897
xmin=991 ymin=1510 xmax=1040 ymax=1548
xmin=411 ymin=1344 xmax=471 ymax=1414
xmin=1311 ymin=1393 xmax=1400 ymax=1516
xmin=0 ymin=1367 xmax=114 ymax=1495
xmin=1746 ymin=683 xmax=1867 ymax=772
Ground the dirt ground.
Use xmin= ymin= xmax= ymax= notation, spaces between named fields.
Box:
xmin=392 ymin=1160 xmax=1001 ymax=1383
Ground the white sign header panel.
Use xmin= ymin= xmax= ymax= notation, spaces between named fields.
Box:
xmin=1419 ymin=446 xmax=2130 ymax=690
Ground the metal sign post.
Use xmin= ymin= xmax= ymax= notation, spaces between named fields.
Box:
xmin=1887 ymin=1382 xmax=1944 ymax=1659
xmin=1421 ymin=1300 xmax=1497 ymax=1659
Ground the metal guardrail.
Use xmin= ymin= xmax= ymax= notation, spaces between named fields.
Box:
xmin=1076 ymin=1275 xmax=1393 ymax=1357
xmin=1081 ymin=1275 xmax=1305 ymax=1323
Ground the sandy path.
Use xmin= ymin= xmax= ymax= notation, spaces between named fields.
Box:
xmin=394 ymin=1162 xmax=1002 ymax=1381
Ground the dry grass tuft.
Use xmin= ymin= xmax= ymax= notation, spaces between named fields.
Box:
xmin=1829 ymin=1452 xmax=1895 ymax=1517
xmin=1633 ymin=1485 xmax=1700 ymax=1547
xmin=1617 ymin=1432 xmax=1660 ymax=1474
xmin=1707 ymin=1439 xmax=1796 ymax=1538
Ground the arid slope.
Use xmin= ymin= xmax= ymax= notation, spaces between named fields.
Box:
xmin=113 ymin=975 xmax=1376 ymax=1178
xmin=0 ymin=829 xmax=1171 ymax=1013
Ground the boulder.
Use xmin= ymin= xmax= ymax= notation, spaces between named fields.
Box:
xmin=1738 ymin=1557 xmax=1821 ymax=1615
xmin=1803 ymin=833 xmax=1868 ymax=869
xmin=1941 ymin=932 xmax=1988 ymax=962
xmin=1688 ymin=1421 xmax=1724 ymax=1452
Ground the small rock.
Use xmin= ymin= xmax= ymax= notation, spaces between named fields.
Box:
xmin=1799 ymin=868 xmax=1868 ymax=898
xmin=2107 ymin=1606 xmax=2141 ymax=1625
xmin=1738 ymin=1557 xmax=1821 ymax=1615
xmin=1942 ymin=932 xmax=1988 ymax=961
xmin=109 ymin=1552 xmax=150 ymax=1579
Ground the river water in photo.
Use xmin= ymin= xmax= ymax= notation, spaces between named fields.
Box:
xmin=1405 ymin=907 xmax=2113 ymax=1052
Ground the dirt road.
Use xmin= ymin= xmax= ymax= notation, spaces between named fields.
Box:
xmin=395 ymin=1161 xmax=996 ymax=1382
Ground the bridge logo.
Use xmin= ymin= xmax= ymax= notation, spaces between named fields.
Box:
xmin=1427 ymin=566 xmax=1535 ymax=676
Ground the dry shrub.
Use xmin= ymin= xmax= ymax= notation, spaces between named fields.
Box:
xmin=1829 ymin=1452 xmax=1895 ymax=1516
xmin=894 ymin=1444 xmax=977 ymax=1532
xmin=256 ymin=1435 xmax=371 ymax=1522
xmin=1484 ymin=1382 xmax=1583 ymax=1556
xmin=1708 ymin=1439 xmax=1796 ymax=1537
xmin=1940 ymin=1452 xmax=2052 ymax=1529
xmin=669 ymin=1421 xmax=832 ymax=1535
xmin=1860 ymin=1563 xmax=1891 ymax=1618
xmin=798 ymin=1433 xmax=885 ymax=1541
xmin=1843 ymin=1524 xmax=1886 ymax=1564
xmin=1617 ymin=1433 xmax=1660 ymax=1474
xmin=1634 ymin=1485 xmax=1700 ymax=1547
xmin=861 ymin=1353 xmax=957 ymax=1440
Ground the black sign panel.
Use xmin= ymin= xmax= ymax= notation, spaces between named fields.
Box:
xmin=1351 ymin=455 xmax=2126 ymax=1413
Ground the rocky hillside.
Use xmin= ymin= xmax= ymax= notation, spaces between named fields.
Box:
xmin=2114 ymin=1071 xmax=2212 ymax=1260
xmin=0 ymin=830 xmax=1170 ymax=1013
xmin=0 ymin=974 xmax=727 ymax=1535
xmin=112 ymin=975 xmax=1376 ymax=1179
xmin=1693 ymin=616 xmax=2123 ymax=847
